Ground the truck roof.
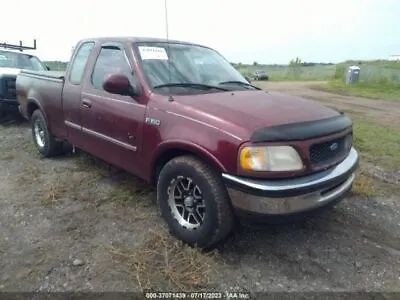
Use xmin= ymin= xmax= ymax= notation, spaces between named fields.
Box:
xmin=78 ymin=36 xmax=209 ymax=48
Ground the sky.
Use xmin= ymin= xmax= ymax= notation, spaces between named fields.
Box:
xmin=1 ymin=0 xmax=399 ymax=64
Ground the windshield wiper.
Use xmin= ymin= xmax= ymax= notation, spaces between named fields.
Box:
xmin=153 ymin=83 xmax=229 ymax=91
xmin=218 ymin=81 xmax=261 ymax=90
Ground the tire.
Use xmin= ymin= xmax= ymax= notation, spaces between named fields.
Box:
xmin=157 ymin=155 xmax=234 ymax=249
xmin=31 ymin=109 xmax=64 ymax=157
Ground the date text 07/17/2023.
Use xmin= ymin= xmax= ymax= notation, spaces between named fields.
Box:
xmin=144 ymin=291 xmax=251 ymax=299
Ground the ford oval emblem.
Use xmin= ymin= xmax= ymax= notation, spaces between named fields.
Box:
xmin=330 ymin=142 xmax=338 ymax=151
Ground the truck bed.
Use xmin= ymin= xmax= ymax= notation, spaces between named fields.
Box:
xmin=19 ymin=70 xmax=65 ymax=81
xmin=16 ymin=69 xmax=66 ymax=137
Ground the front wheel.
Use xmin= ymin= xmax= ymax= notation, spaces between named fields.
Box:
xmin=31 ymin=109 xmax=64 ymax=157
xmin=157 ymin=156 xmax=234 ymax=249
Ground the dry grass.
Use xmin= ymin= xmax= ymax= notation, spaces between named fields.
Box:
xmin=107 ymin=181 xmax=154 ymax=207
xmin=352 ymin=170 xmax=380 ymax=197
xmin=75 ymin=152 xmax=118 ymax=177
xmin=16 ymin=165 xmax=42 ymax=185
xmin=39 ymin=170 xmax=100 ymax=205
xmin=0 ymin=151 xmax=16 ymax=161
xmin=110 ymin=228 xmax=221 ymax=292
xmin=41 ymin=181 xmax=71 ymax=204
xmin=38 ymin=153 xmax=154 ymax=209
xmin=107 ymin=185 xmax=145 ymax=207
xmin=76 ymin=151 xmax=154 ymax=206
xmin=20 ymin=140 xmax=45 ymax=159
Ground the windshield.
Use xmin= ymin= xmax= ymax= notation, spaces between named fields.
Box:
xmin=133 ymin=42 xmax=249 ymax=94
xmin=0 ymin=50 xmax=46 ymax=71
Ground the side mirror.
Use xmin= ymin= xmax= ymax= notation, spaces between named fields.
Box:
xmin=103 ymin=73 xmax=140 ymax=97
xmin=46 ymin=66 xmax=51 ymax=71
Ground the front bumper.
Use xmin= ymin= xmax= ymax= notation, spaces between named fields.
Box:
xmin=222 ymin=147 xmax=359 ymax=215
xmin=0 ymin=98 xmax=19 ymax=115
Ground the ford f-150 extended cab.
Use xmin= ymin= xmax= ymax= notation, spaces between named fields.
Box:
xmin=16 ymin=37 xmax=359 ymax=248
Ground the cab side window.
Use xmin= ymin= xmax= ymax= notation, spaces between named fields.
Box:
xmin=69 ymin=42 xmax=94 ymax=85
xmin=91 ymin=46 xmax=134 ymax=90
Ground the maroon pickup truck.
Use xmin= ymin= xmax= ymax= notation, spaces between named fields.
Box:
xmin=16 ymin=37 xmax=359 ymax=248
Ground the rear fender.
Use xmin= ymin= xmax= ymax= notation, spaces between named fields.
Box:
xmin=26 ymin=95 xmax=51 ymax=131
xmin=26 ymin=98 xmax=45 ymax=119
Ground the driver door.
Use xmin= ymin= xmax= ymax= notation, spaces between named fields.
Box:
xmin=80 ymin=42 xmax=146 ymax=175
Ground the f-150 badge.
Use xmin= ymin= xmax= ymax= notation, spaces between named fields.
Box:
xmin=145 ymin=117 xmax=161 ymax=126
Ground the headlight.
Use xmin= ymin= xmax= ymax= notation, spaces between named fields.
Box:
xmin=239 ymin=146 xmax=304 ymax=172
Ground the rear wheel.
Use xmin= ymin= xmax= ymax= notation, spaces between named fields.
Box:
xmin=157 ymin=156 xmax=234 ymax=249
xmin=31 ymin=109 xmax=64 ymax=157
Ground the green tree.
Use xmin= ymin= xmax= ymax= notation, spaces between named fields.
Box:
xmin=289 ymin=57 xmax=302 ymax=66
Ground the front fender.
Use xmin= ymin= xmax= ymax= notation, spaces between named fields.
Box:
xmin=150 ymin=139 xmax=228 ymax=182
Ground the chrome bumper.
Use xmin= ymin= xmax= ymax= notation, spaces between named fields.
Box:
xmin=222 ymin=147 xmax=359 ymax=215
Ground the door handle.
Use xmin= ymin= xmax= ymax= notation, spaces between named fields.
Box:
xmin=82 ymin=99 xmax=92 ymax=108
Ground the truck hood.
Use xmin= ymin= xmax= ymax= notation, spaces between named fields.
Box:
xmin=174 ymin=90 xmax=341 ymax=140
xmin=0 ymin=67 xmax=21 ymax=77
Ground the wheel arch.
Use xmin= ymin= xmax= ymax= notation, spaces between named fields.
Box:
xmin=26 ymin=99 xmax=40 ymax=119
xmin=151 ymin=140 xmax=227 ymax=185
xmin=26 ymin=98 xmax=46 ymax=120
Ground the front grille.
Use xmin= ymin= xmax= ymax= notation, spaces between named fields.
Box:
xmin=309 ymin=133 xmax=352 ymax=167
xmin=2 ymin=76 xmax=17 ymax=99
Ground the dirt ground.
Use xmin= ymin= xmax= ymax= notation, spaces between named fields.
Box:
xmin=0 ymin=82 xmax=399 ymax=297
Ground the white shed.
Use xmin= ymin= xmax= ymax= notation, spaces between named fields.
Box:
xmin=388 ymin=55 xmax=400 ymax=61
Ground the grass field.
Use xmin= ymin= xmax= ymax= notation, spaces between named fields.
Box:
xmin=235 ymin=64 xmax=337 ymax=81
xmin=353 ymin=119 xmax=400 ymax=170
xmin=235 ymin=59 xmax=400 ymax=81
xmin=234 ymin=60 xmax=400 ymax=101
xmin=310 ymin=61 xmax=400 ymax=101
xmin=313 ymin=81 xmax=400 ymax=101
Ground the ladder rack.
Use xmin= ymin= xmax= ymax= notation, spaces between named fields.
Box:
xmin=0 ymin=39 xmax=37 ymax=52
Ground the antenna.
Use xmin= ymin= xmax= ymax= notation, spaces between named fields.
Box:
xmin=164 ymin=0 xmax=173 ymax=100
xmin=164 ymin=0 xmax=169 ymax=43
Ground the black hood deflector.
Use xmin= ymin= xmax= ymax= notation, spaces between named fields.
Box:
xmin=250 ymin=113 xmax=352 ymax=143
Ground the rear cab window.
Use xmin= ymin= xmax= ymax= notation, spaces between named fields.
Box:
xmin=69 ymin=42 xmax=95 ymax=85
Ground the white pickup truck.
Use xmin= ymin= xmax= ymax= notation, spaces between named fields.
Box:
xmin=0 ymin=40 xmax=48 ymax=117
